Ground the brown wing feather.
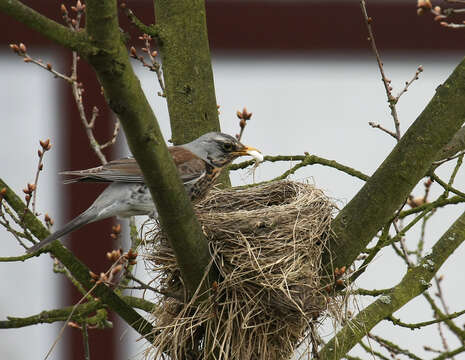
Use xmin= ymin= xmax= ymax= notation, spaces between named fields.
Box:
xmin=169 ymin=147 xmax=207 ymax=183
xmin=61 ymin=147 xmax=206 ymax=184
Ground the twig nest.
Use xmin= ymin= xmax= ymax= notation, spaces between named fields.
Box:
xmin=145 ymin=180 xmax=337 ymax=360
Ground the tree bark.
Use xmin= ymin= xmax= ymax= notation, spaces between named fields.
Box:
xmin=153 ymin=0 xmax=221 ymax=145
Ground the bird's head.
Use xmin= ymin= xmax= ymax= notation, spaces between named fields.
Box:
xmin=183 ymin=132 xmax=264 ymax=167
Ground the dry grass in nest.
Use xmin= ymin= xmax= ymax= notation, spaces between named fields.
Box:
xmin=143 ymin=180 xmax=339 ymax=360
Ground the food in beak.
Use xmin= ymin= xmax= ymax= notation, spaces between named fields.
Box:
xmin=245 ymin=148 xmax=264 ymax=163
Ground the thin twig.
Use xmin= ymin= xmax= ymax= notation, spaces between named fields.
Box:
xmin=358 ymin=339 xmax=390 ymax=360
xmin=230 ymin=154 xmax=370 ymax=182
xmin=143 ymin=34 xmax=165 ymax=96
xmin=360 ymin=0 xmax=401 ymax=140
xmin=430 ymin=173 xmax=465 ymax=199
xmin=386 ymin=308 xmax=465 ymax=329
xmin=433 ymin=150 xmax=465 ymax=166
xmin=124 ymin=273 xmax=183 ymax=301
xmin=44 ymin=283 xmax=100 ymax=360
xmin=368 ymin=122 xmax=397 ymax=139
xmin=235 ymin=107 xmax=252 ymax=141
xmin=9 ymin=3 xmax=119 ymax=166
xmin=445 ymin=154 xmax=464 ymax=198
xmin=368 ymin=333 xmax=423 ymax=360
xmin=31 ymin=140 xmax=51 ymax=214
xmin=70 ymin=52 xmax=108 ymax=165
xmin=130 ymin=34 xmax=166 ymax=97
xmin=395 ymin=221 xmax=413 ymax=267
xmin=424 ymin=293 xmax=465 ymax=346
xmin=395 ymin=66 xmax=424 ymax=101
xmin=99 ymin=120 xmax=120 ymax=150
xmin=432 ymin=346 xmax=465 ymax=360
xmin=82 ymin=322 xmax=90 ymax=360
xmin=45 ymin=252 xmax=128 ymax=360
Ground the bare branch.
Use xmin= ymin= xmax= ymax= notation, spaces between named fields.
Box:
xmin=395 ymin=65 xmax=424 ymax=101
xmin=360 ymin=0 xmax=401 ymax=140
xmin=368 ymin=121 xmax=398 ymax=139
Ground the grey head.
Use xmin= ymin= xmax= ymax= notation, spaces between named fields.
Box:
xmin=181 ymin=132 xmax=263 ymax=167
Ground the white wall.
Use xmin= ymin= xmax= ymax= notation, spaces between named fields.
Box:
xmin=0 ymin=51 xmax=63 ymax=359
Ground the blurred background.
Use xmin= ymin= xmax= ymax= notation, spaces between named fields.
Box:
xmin=1 ymin=0 xmax=464 ymax=359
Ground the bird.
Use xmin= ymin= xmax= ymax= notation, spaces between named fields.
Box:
xmin=27 ymin=132 xmax=263 ymax=253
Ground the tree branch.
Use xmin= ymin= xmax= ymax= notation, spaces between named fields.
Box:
xmin=0 ymin=301 xmax=102 ymax=329
xmin=229 ymin=154 xmax=370 ymax=182
xmin=436 ymin=126 xmax=465 ymax=161
xmin=153 ymin=0 xmax=221 ymax=145
xmin=324 ymin=56 xmax=465 ymax=274
xmin=120 ymin=295 xmax=157 ymax=313
xmin=122 ymin=6 xmax=159 ymax=38
xmin=81 ymin=0 xmax=214 ymax=297
xmin=319 ymin=208 xmax=465 ymax=358
xmin=398 ymin=195 xmax=465 ymax=219
xmin=386 ymin=308 xmax=465 ymax=330
xmin=0 ymin=0 xmax=92 ymax=53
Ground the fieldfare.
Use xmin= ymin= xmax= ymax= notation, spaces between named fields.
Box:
xmin=27 ymin=132 xmax=263 ymax=253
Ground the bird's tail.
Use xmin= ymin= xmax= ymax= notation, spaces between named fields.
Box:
xmin=26 ymin=211 xmax=95 ymax=253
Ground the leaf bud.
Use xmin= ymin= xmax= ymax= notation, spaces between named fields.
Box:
xmin=9 ymin=44 xmax=19 ymax=53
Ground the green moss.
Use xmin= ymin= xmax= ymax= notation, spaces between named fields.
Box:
xmin=154 ymin=0 xmax=221 ymax=145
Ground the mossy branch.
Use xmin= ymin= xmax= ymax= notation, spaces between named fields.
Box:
xmin=386 ymin=308 xmax=465 ymax=330
xmin=368 ymin=334 xmax=423 ymax=360
xmin=123 ymin=7 xmax=159 ymax=37
xmin=0 ymin=295 xmax=156 ymax=329
xmin=433 ymin=346 xmax=465 ymax=360
xmin=0 ymin=178 xmax=155 ymax=342
xmin=0 ymin=0 xmax=93 ymax=53
xmin=324 ymin=57 xmax=465 ymax=274
xmin=319 ymin=208 xmax=465 ymax=358
xmin=121 ymin=295 xmax=157 ymax=313
xmin=398 ymin=195 xmax=465 ymax=219
xmin=153 ymin=0 xmax=221 ymax=145
xmin=423 ymin=292 xmax=465 ymax=341
xmin=230 ymin=154 xmax=370 ymax=181
xmin=0 ymin=301 xmax=102 ymax=329
xmin=0 ymin=252 xmax=38 ymax=262
xmin=82 ymin=0 xmax=215 ymax=298
xmin=436 ymin=125 xmax=465 ymax=161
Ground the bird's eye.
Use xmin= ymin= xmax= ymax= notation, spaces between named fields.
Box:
xmin=222 ymin=142 xmax=233 ymax=151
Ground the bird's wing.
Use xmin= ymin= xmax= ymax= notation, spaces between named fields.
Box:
xmin=61 ymin=147 xmax=206 ymax=184
xmin=169 ymin=146 xmax=208 ymax=183
xmin=61 ymin=157 xmax=143 ymax=184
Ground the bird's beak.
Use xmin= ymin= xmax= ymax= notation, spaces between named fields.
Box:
xmin=239 ymin=146 xmax=264 ymax=163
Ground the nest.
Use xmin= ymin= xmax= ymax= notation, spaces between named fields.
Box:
xmin=144 ymin=180 xmax=337 ymax=360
